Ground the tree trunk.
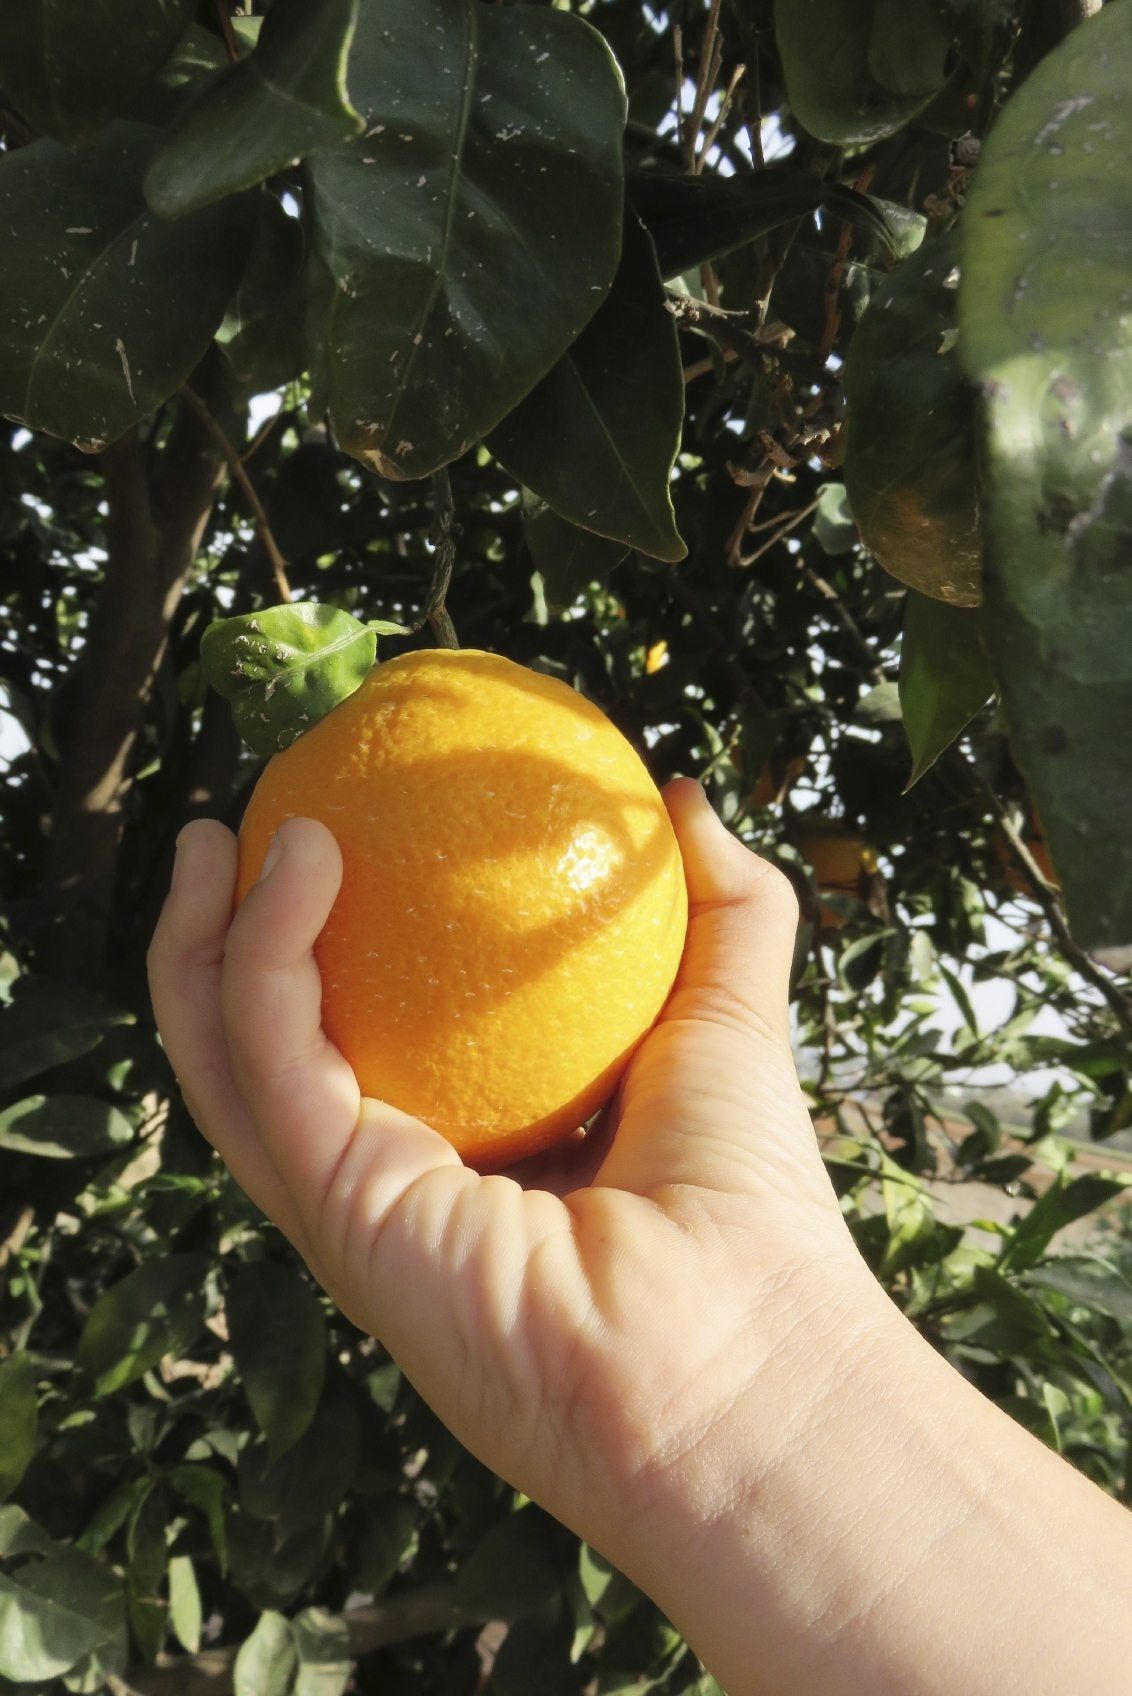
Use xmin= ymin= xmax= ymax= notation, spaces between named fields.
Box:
xmin=37 ymin=381 xmax=226 ymax=988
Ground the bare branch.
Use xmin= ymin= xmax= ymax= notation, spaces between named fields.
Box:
xmin=180 ymin=386 xmax=293 ymax=603
xmin=425 ymin=467 xmax=461 ymax=648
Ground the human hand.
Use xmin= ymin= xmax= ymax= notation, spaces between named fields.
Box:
xmin=150 ymin=779 xmax=1132 ymax=1696
xmin=148 ymin=780 xmax=879 ymax=1548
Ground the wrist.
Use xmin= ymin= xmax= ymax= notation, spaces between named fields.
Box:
xmin=600 ymin=1238 xmax=908 ymax=1622
xmin=601 ymin=1246 xmax=1132 ymax=1696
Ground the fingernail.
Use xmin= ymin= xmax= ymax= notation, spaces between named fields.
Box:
xmin=258 ymin=832 xmax=285 ymax=882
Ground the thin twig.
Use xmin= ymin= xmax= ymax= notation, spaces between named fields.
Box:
xmin=740 ymin=493 xmax=823 ymax=570
xmin=241 ymin=402 xmax=286 ymax=464
xmin=213 ymin=0 xmax=241 ymax=62
xmin=684 ymin=0 xmax=724 ymax=171
xmin=698 ymin=63 xmax=746 ymax=171
xmin=798 ymin=557 xmax=886 ymax=682
xmin=179 ymin=388 xmax=292 ymax=602
xmin=426 ymin=468 xmax=461 ymax=648
xmin=819 ymin=167 xmax=874 ymax=362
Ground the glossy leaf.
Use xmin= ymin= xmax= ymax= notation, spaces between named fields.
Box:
xmin=200 ymin=603 xmax=377 ymax=758
xmin=523 ymin=496 xmax=629 ymax=611
xmin=1001 ymin=1172 xmax=1132 ymax=1274
xmin=775 ymin=0 xmax=953 ymax=145
xmin=215 ymin=200 xmax=308 ymax=394
xmin=626 ymin=167 xmax=821 ymax=278
xmin=306 ymin=0 xmax=626 ymax=480
xmin=0 ymin=124 xmax=256 ymax=450
xmin=167 ymin=1556 xmax=202 ymax=1656
xmin=234 ymin=1610 xmax=297 ymax=1696
xmin=0 ymin=1094 xmax=134 ymax=1159
xmin=0 ymin=1547 xmax=124 ymax=1684
xmin=0 ymin=985 xmax=133 ymax=1095
xmin=76 ymin=1254 xmax=210 ymax=1397
xmin=958 ymin=0 xmax=1132 ymax=955
xmin=0 ymin=0 xmax=197 ymax=142
xmin=899 ymin=593 xmax=995 ymax=785
xmin=0 ymin=1356 xmax=37 ymax=1503
xmin=1026 ymin=1257 xmax=1132 ymax=1329
xmin=145 ymin=0 xmax=363 ymax=218
xmin=227 ymin=1262 xmax=327 ymax=1462
xmin=489 ymin=216 xmax=685 ymax=561
xmin=844 ymin=233 xmax=981 ymax=606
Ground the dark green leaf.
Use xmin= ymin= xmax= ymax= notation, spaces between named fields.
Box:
xmin=454 ymin=1505 xmax=563 ymax=1621
xmin=775 ymin=0 xmax=953 ymax=145
xmin=167 ymin=1556 xmax=201 ymax=1656
xmin=0 ymin=1548 xmax=124 ymax=1684
xmin=293 ymin=1607 xmax=351 ymax=1696
xmin=0 ymin=1357 xmax=36 ymax=1503
xmin=233 ymin=1611 xmax=296 ymax=1696
xmin=489 ymin=215 xmax=684 ymax=561
xmin=75 ymin=1254 xmax=210 ymax=1397
xmin=0 ymin=124 xmax=256 ymax=450
xmin=306 ymin=0 xmax=626 ymax=480
xmin=355 ymin=1495 xmax=419 ymax=1595
xmin=227 ymin=1262 xmax=327 ymax=1462
xmin=145 ymin=0 xmax=363 ymax=218
xmin=167 ymin=1466 xmax=228 ymax=1575
xmin=0 ymin=1096 xmax=134 ymax=1160
xmin=238 ymin=1394 xmax=359 ymax=1532
xmin=626 ymin=166 xmax=822 ymax=278
xmin=489 ymin=1616 xmax=579 ymax=1696
xmin=523 ymin=497 xmax=629 ymax=611
xmin=1001 ymin=1173 xmax=1132 ymax=1273
xmin=124 ymin=1487 xmax=168 ymax=1665
xmin=1025 ymin=1257 xmax=1132 ymax=1329
xmin=0 ymin=984 xmax=133 ymax=1095
xmin=844 ymin=234 xmax=981 ymax=606
xmin=215 ymin=200 xmax=307 ymax=394
xmin=0 ymin=0 xmax=197 ymax=143
xmin=228 ymin=1512 xmax=333 ymax=1614
xmin=944 ymin=1267 xmax=1054 ymax=1352
xmin=958 ymin=0 xmax=1132 ymax=955
xmin=899 ymin=593 xmax=994 ymax=785
xmin=0 ymin=1508 xmax=53 ymax=1561
xmin=200 ymin=603 xmax=377 ymax=758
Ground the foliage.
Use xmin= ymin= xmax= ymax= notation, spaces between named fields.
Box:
xmin=1 ymin=1 xmax=1131 ymax=1692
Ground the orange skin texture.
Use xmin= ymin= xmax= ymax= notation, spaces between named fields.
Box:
xmin=236 ymin=649 xmax=688 ymax=1170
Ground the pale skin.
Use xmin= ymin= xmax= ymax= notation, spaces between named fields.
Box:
xmin=149 ymin=779 xmax=1132 ymax=1694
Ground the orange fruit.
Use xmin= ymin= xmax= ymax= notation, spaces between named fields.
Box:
xmin=236 ymin=649 xmax=688 ymax=1170
xmin=792 ymin=819 xmax=873 ymax=930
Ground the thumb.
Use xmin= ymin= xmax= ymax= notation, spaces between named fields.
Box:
xmin=597 ymin=781 xmax=828 ymax=1203
xmin=662 ymin=778 xmax=799 ymax=1044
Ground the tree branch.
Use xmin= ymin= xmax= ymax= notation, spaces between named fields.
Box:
xmin=37 ymin=373 xmax=229 ymax=989
xmin=424 ymin=468 xmax=461 ymax=648
xmin=212 ymin=0 xmax=241 ymax=63
xmin=180 ymin=386 xmax=292 ymax=603
xmin=123 ymin=1584 xmax=470 ymax=1696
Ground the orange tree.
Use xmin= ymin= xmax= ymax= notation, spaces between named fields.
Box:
xmin=2 ymin=2 xmax=1132 ymax=1691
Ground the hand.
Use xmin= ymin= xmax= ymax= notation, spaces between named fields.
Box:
xmin=148 ymin=780 xmax=876 ymax=1549
xmin=149 ymin=780 xmax=1132 ymax=1696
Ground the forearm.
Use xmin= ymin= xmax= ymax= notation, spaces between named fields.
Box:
xmin=609 ymin=1266 xmax=1132 ymax=1696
